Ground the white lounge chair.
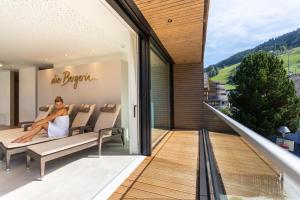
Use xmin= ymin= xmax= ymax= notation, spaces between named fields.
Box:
xmin=23 ymin=104 xmax=75 ymax=131
xmin=0 ymin=105 xmax=55 ymax=135
xmin=26 ymin=105 xmax=123 ymax=179
xmin=0 ymin=104 xmax=74 ymax=139
xmin=0 ymin=104 xmax=94 ymax=170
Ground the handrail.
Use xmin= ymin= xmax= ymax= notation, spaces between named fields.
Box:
xmin=204 ymin=102 xmax=300 ymax=186
xmin=202 ymin=129 xmax=227 ymax=200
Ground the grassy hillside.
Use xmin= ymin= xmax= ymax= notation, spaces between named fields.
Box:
xmin=209 ymin=47 xmax=300 ymax=90
xmin=279 ymin=47 xmax=300 ymax=73
xmin=210 ymin=64 xmax=238 ymax=90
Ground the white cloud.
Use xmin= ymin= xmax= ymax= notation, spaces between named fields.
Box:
xmin=205 ymin=0 xmax=300 ymax=67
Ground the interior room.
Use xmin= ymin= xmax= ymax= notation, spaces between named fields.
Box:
xmin=0 ymin=1 xmax=143 ymax=199
xmin=0 ymin=0 xmax=140 ymax=152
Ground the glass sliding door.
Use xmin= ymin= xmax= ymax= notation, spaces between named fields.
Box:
xmin=126 ymin=30 xmax=139 ymax=154
xmin=150 ymin=49 xmax=171 ymax=146
xmin=102 ymin=3 xmax=140 ymax=155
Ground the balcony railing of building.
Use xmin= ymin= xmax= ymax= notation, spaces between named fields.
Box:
xmin=207 ymin=96 xmax=228 ymax=101
xmin=203 ymin=102 xmax=300 ymax=199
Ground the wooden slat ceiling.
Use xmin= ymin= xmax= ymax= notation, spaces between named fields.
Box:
xmin=134 ymin=0 xmax=207 ymax=64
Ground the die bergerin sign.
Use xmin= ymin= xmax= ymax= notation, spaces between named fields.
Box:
xmin=51 ymin=71 xmax=97 ymax=89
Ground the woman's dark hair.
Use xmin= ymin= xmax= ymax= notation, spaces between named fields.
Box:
xmin=54 ymin=96 xmax=64 ymax=103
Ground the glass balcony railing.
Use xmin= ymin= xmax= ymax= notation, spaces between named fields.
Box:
xmin=204 ymin=103 xmax=300 ymax=200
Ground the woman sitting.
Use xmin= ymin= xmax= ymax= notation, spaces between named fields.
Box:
xmin=12 ymin=96 xmax=69 ymax=143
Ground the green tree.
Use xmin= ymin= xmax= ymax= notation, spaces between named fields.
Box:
xmin=229 ymin=52 xmax=300 ymax=137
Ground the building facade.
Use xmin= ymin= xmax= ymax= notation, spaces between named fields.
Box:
xmin=207 ymin=80 xmax=229 ymax=109
xmin=289 ymin=74 xmax=300 ymax=97
xmin=0 ymin=0 xmax=232 ymax=157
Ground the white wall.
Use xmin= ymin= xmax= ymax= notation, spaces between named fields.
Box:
xmin=38 ymin=57 xmax=140 ymax=154
xmin=38 ymin=60 xmax=124 ymax=108
xmin=0 ymin=71 xmax=11 ymax=125
xmin=19 ymin=67 xmax=37 ymax=122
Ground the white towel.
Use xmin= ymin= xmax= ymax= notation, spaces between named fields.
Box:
xmin=48 ymin=115 xmax=69 ymax=138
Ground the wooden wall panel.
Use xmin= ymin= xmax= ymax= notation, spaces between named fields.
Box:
xmin=173 ymin=63 xmax=233 ymax=132
xmin=134 ymin=1 xmax=231 ymax=132
xmin=173 ymin=63 xmax=204 ymax=129
xmin=134 ymin=0 xmax=205 ymax=64
xmin=203 ymin=105 xmax=234 ymax=133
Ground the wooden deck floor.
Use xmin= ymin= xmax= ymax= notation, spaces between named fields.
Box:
xmin=109 ymin=131 xmax=199 ymax=199
xmin=209 ymin=132 xmax=284 ymax=199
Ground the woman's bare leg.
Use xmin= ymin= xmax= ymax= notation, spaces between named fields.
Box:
xmin=19 ymin=126 xmax=43 ymax=143
xmin=20 ymin=123 xmax=49 ymax=143
xmin=12 ymin=123 xmax=49 ymax=143
xmin=11 ymin=126 xmax=43 ymax=143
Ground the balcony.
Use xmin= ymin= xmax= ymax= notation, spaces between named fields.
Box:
xmin=202 ymin=103 xmax=300 ymax=199
xmin=208 ymin=95 xmax=228 ymax=102
xmin=1 ymin=103 xmax=300 ymax=199
xmin=109 ymin=103 xmax=300 ymax=199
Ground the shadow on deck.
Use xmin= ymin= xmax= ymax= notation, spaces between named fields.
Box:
xmin=209 ymin=132 xmax=283 ymax=199
xmin=110 ymin=130 xmax=285 ymax=199
xmin=109 ymin=131 xmax=199 ymax=199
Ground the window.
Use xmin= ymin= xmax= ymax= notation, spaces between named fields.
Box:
xmin=150 ymin=49 xmax=171 ymax=146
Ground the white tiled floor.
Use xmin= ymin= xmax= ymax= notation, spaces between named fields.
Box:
xmin=0 ymin=142 xmax=142 ymax=200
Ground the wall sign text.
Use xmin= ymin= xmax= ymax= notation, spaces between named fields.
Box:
xmin=51 ymin=71 xmax=97 ymax=89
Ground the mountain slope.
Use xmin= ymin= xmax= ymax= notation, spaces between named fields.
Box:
xmin=210 ymin=64 xmax=238 ymax=90
xmin=206 ymin=28 xmax=300 ymax=76
xmin=210 ymin=47 xmax=300 ymax=90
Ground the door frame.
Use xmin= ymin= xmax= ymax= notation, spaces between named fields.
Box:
xmin=106 ymin=0 xmax=174 ymax=156
xmin=10 ymin=71 xmax=19 ymax=127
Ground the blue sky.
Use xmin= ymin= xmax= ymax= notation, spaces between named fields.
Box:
xmin=204 ymin=0 xmax=300 ymax=67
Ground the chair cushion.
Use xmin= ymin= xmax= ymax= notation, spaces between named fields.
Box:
xmin=94 ymin=105 xmax=121 ymax=133
xmin=71 ymin=104 xmax=95 ymax=128
xmin=66 ymin=104 xmax=75 ymax=115
xmin=39 ymin=106 xmax=49 ymax=112
xmin=100 ymin=104 xmax=116 ymax=113
xmin=0 ymin=128 xmax=23 ymax=136
xmin=1 ymin=132 xmax=55 ymax=149
xmin=78 ymin=105 xmax=90 ymax=113
xmin=28 ymin=132 xmax=99 ymax=156
xmin=35 ymin=105 xmax=54 ymax=121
